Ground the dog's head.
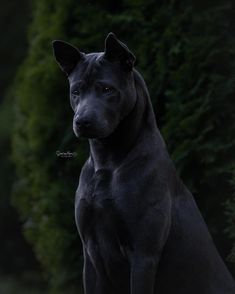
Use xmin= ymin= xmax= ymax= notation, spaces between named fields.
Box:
xmin=52 ymin=33 xmax=137 ymax=139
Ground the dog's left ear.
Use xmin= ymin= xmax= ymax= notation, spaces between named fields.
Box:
xmin=52 ymin=40 xmax=84 ymax=75
xmin=104 ymin=32 xmax=136 ymax=71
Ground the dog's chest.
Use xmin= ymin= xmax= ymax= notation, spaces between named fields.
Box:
xmin=87 ymin=169 xmax=112 ymax=200
xmin=76 ymin=169 xmax=124 ymax=239
xmin=75 ymin=168 xmax=131 ymax=267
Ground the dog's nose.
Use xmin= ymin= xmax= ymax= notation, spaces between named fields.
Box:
xmin=75 ymin=118 xmax=91 ymax=130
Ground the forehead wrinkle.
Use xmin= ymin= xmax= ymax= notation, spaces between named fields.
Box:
xmin=82 ymin=56 xmax=103 ymax=85
xmin=70 ymin=53 xmax=117 ymax=87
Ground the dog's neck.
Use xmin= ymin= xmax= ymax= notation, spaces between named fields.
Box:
xmin=89 ymin=70 xmax=159 ymax=171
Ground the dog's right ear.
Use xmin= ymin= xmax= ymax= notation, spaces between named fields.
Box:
xmin=52 ymin=40 xmax=84 ymax=76
xmin=104 ymin=32 xmax=136 ymax=71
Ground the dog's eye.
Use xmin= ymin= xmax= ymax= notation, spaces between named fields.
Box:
xmin=72 ymin=90 xmax=80 ymax=96
xmin=102 ymin=86 xmax=114 ymax=94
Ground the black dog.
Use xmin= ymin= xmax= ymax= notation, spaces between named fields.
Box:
xmin=52 ymin=33 xmax=235 ymax=294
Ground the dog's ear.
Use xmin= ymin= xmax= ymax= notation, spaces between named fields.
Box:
xmin=104 ymin=32 xmax=136 ymax=71
xmin=52 ymin=40 xmax=84 ymax=75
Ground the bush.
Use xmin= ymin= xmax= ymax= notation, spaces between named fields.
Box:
xmin=12 ymin=0 xmax=235 ymax=292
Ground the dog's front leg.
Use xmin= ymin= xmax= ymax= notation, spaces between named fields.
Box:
xmin=129 ymin=198 xmax=171 ymax=294
xmin=83 ymin=247 xmax=110 ymax=294
xmin=130 ymin=255 xmax=157 ymax=294
xmin=83 ymin=249 xmax=97 ymax=294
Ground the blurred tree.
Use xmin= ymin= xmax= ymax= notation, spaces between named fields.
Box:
xmin=12 ymin=0 xmax=235 ymax=292
xmin=160 ymin=3 xmax=235 ymax=275
xmin=223 ymin=4 xmax=235 ymax=262
xmin=0 ymin=0 xmax=29 ymax=98
xmin=0 ymin=0 xmax=45 ymax=288
xmin=12 ymin=1 xmax=85 ymax=292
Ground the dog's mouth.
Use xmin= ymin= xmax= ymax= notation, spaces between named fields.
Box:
xmin=73 ymin=124 xmax=112 ymax=139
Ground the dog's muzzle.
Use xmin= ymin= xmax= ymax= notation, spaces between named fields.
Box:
xmin=75 ymin=118 xmax=91 ymax=131
xmin=73 ymin=113 xmax=114 ymax=139
xmin=73 ymin=116 xmax=92 ymax=137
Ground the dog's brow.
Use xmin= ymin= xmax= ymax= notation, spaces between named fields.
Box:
xmin=70 ymin=80 xmax=84 ymax=89
xmin=95 ymin=79 xmax=115 ymax=87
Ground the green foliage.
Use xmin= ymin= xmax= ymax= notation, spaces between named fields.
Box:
xmin=0 ymin=0 xmax=29 ymax=95
xmin=12 ymin=0 xmax=235 ymax=292
xmin=0 ymin=0 xmax=43 ymax=284
xmin=225 ymin=168 xmax=235 ymax=263
xmin=160 ymin=4 xmax=235 ymax=266
xmin=12 ymin=0 xmax=85 ymax=292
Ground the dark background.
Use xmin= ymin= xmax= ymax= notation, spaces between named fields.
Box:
xmin=0 ymin=0 xmax=235 ymax=293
